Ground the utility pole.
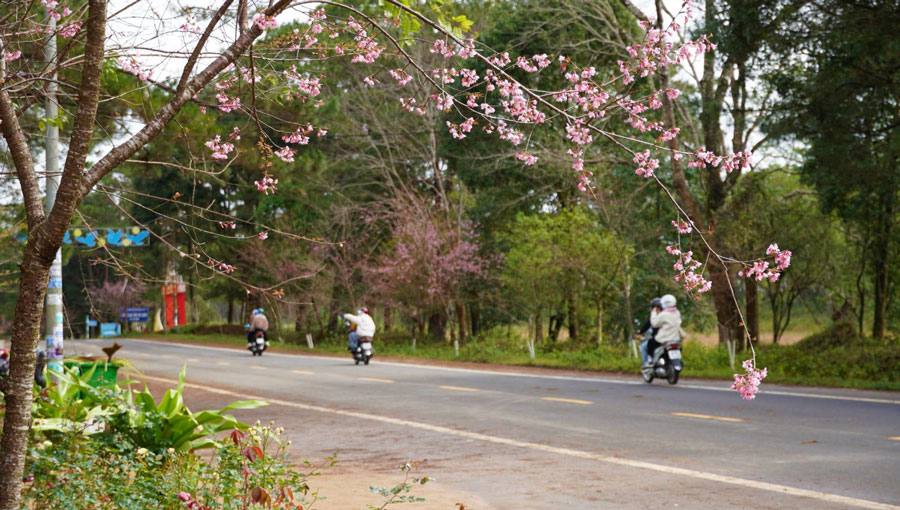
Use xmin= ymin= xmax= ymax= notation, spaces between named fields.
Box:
xmin=44 ymin=13 xmax=64 ymax=359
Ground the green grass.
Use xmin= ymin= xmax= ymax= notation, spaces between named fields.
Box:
xmin=134 ymin=323 xmax=900 ymax=392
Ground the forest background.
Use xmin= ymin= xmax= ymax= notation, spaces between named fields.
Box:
xmin=1 ymin=0 xmax=898 ymax=389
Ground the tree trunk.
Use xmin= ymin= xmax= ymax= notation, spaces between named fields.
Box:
xmin=744 ymin=277 xmax=759 ymax=346
xmin=227 ymin=296 xmax=234 ymax=324
xmin=595 ymin=298 xmax=604 ymax=347
xmin=0 ymin=250 xmax=52 ymax=510
xmin=534 ymin=308 xmax=543 ymax=345
xmin=623 ymin=261 xmax=633 ymax=344
xmin=710 ymin=262 xmax=740 ymax=347
xmin=871 ymin=208 xmax=891 ymax=339
xmin=455 ymin=300 xmax=467 ymax=346
xmin=567 ymin=289 xmax=578 ymax=342
xmin=383 ymin=306 xmax=393 ymax=331
xmin=548 ymin=307 xmax=563 ymax=342
xmin=469 ymin=303 xmax=480 ymax=337
xmin=428 ymin=309 xmax=447 ymax=342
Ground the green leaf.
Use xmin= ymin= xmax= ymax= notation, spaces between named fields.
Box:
xmin=452 ymin=14 xmax=474 ymax=32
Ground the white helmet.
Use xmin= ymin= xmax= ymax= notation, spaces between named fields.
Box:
xmin=660 ymin=294 xmax=677 ymax=309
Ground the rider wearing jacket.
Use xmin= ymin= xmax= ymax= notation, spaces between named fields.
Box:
xmin=247 ymin=309 xmax=269 ymax=344
xmin=638 ymin=297 xmax=662 ymax=364
xmin=648 ymin=295 xmax=682 ymax=363
xmin=342 ymin=308 xmax=375 ymax=351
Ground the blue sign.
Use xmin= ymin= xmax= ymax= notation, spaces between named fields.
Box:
xmin=120 ymin=307 xmax=149 ymax=323
xmin=17 ymin=227 xmax=151 ymax=247
xmin=100 ymin=322 xmax=121 ymax=337
xmin=87 ymin=319 xmax=98 ymax=327
xmin=47 ymin=277 xmax=62 ymax=288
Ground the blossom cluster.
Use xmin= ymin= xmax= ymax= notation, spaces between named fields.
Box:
xmin=666 ymin=244 xmax=712 ymax=293
xmin=731 ymin=359 xmax=767 ymax=400
xmin=738 ymin=243 xmax=792 ymax=283
xmin=118 ymin=57 xmax=152 ymax=82
xmin=254 ymin=174 xmax=278 ymax=195
xmin=204 ymin=135 xmax=234 ymax=160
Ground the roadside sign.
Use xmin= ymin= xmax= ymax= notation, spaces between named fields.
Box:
xmin=86 ymin=319 xmax=98 ymax=327
xmin=100 ymin=322 xmax=121 ymax=337
xmin=120 ymin=307 xmax=150 ymax=323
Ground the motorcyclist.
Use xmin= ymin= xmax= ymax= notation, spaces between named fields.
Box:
xmin=638 ymin=297 xmax=662 ymax=365
xmin=247 ymin=308 xmax=269 ymax=346
xmin=649 ymin=294 xmax=683 ymax=361
xmin=341 ymin=307 xmax=375 ymax=352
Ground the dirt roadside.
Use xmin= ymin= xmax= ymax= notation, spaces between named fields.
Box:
xmin=141 ymin=378 xmax=495 ymax=510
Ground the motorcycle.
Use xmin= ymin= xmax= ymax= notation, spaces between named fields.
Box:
xmin=245 ymin=325 xmax=269 ymax=356
xmin=345 ymin=321 xmax=374 ymax=365
xmin=641 ymin=336 xmax=683 ymax=385
xmin=352 ymin=338 xmax=374 ymax=365
xmin=0 ymin=348 xmax=8 ymax=380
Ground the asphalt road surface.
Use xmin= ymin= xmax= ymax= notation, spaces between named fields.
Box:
xmin=75 ymin=338 xmax=899 ymax=509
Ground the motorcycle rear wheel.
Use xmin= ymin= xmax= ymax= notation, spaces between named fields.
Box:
xmin=354 ymin=359 xmax=360 ymax=365
xmin=666 ymin=367 xmax=679 ymax=385
xmin=364 ymin=357 xmax=370 ymax=365
xmin=641 ymin=369 xmax=653 ymax=383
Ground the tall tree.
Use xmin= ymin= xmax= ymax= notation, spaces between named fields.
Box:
xmin=765 ymin=0 xmax=900 ymax=338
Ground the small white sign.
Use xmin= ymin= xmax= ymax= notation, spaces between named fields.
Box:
xmin=46 ymin=294 xmax=62 ymax=305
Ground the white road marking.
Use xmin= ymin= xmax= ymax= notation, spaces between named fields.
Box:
xmin=541 ymin=397 xmax=592 ymax=405
xmin=215 ymin=361 xmax=231 ymax=366
xmin=118 ymin=339 xmax=900 ymax=405
xmin=359 ymin=377 xmax=394 ymax=383
xmin=292 ymin=370 xmax=315 ymax=375
xmin=440 ymin=385 xmax=479 ymax=392
xmin=187 ymin=358 xmax=200 ymax=363
xmin=672 ymin=412 xmax=744 ymax=423
xmin=140 ymin=374 xmax=900 ymax=510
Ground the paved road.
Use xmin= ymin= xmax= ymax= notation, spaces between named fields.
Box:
xmin=74 ymin=338 xmax=899 ymax=509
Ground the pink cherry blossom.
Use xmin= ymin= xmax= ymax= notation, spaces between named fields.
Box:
xmin=253 ymin=15 xmax=278 ymax=31
xmin=258 ymin=232 xmax=268 ymax=240
xmin=731 ymin=359 xmax=767 ymax=400
xmin=3 ymin=50 xmax=21 ymax=62
xmin=515 ymin=151 xmax=538 ymax=166
xmin=204 ymin=135 xmax=234 ymax=160
xmin=255 ymin=175 xmax=278 ymax=195
xmin=274 ymin=146 xmax=295 ymax=162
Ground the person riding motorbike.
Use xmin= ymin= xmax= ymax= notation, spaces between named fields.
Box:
xmin=341 ymin=307 xmax=375 ymax=352
xmin=638 ymin=297 xmax=662 ymax=365
xmin=649 ymin=294 xmax=682 ymax=359
xmin=247 ymin=308 xmax=269 ymax=346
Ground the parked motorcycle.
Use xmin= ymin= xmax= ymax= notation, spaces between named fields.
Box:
xmin=641 ymin=338 xmax=683 ymax=385
xmin=0 ymin=348 xmax=8 ymax=380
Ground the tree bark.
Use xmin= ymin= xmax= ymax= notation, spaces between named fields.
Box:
xmin=622 ymin=261 xmax=633 ymax=344
xmin=710 ymin=264 xmax=740 ymax=348
xmin=534 ymin=308 xmax=543 ymax=345
xmin=428 ymin=309 xmax=447 ymax=342
xmin=455 ymin=300 xmax=467 ymax=345
xmin=595 ymin=298 xmax=604 ymax=346
xmin=871 ymin=201 xmax=891 ymax=339
xmin=0 ymin=249 xmax=51 ymax=510
xmin=567 ymin=289 xmax=578 ymax=342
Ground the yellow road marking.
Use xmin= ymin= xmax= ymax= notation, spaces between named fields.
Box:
xmin=215 ymin=361 xmax=231 ymax=366
xmin=142 ymin=374 xmax=900 ymax=510
xmin=250 ymin=365 xmax=267 ymax=370
xmin=292 ymin=369 xmax=315 ymax=375
xmin=440 ymin=385 xmax=479 ymax=392
xmin=672 ymin=412 xmax=744 ymax=423
xmin=359 ymin=377 xmax=394 ymax=383
xmin=890 ymin=436 xmax=900 ymax=441
xmin=541 ymin=397 xmax=592 ymax=405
